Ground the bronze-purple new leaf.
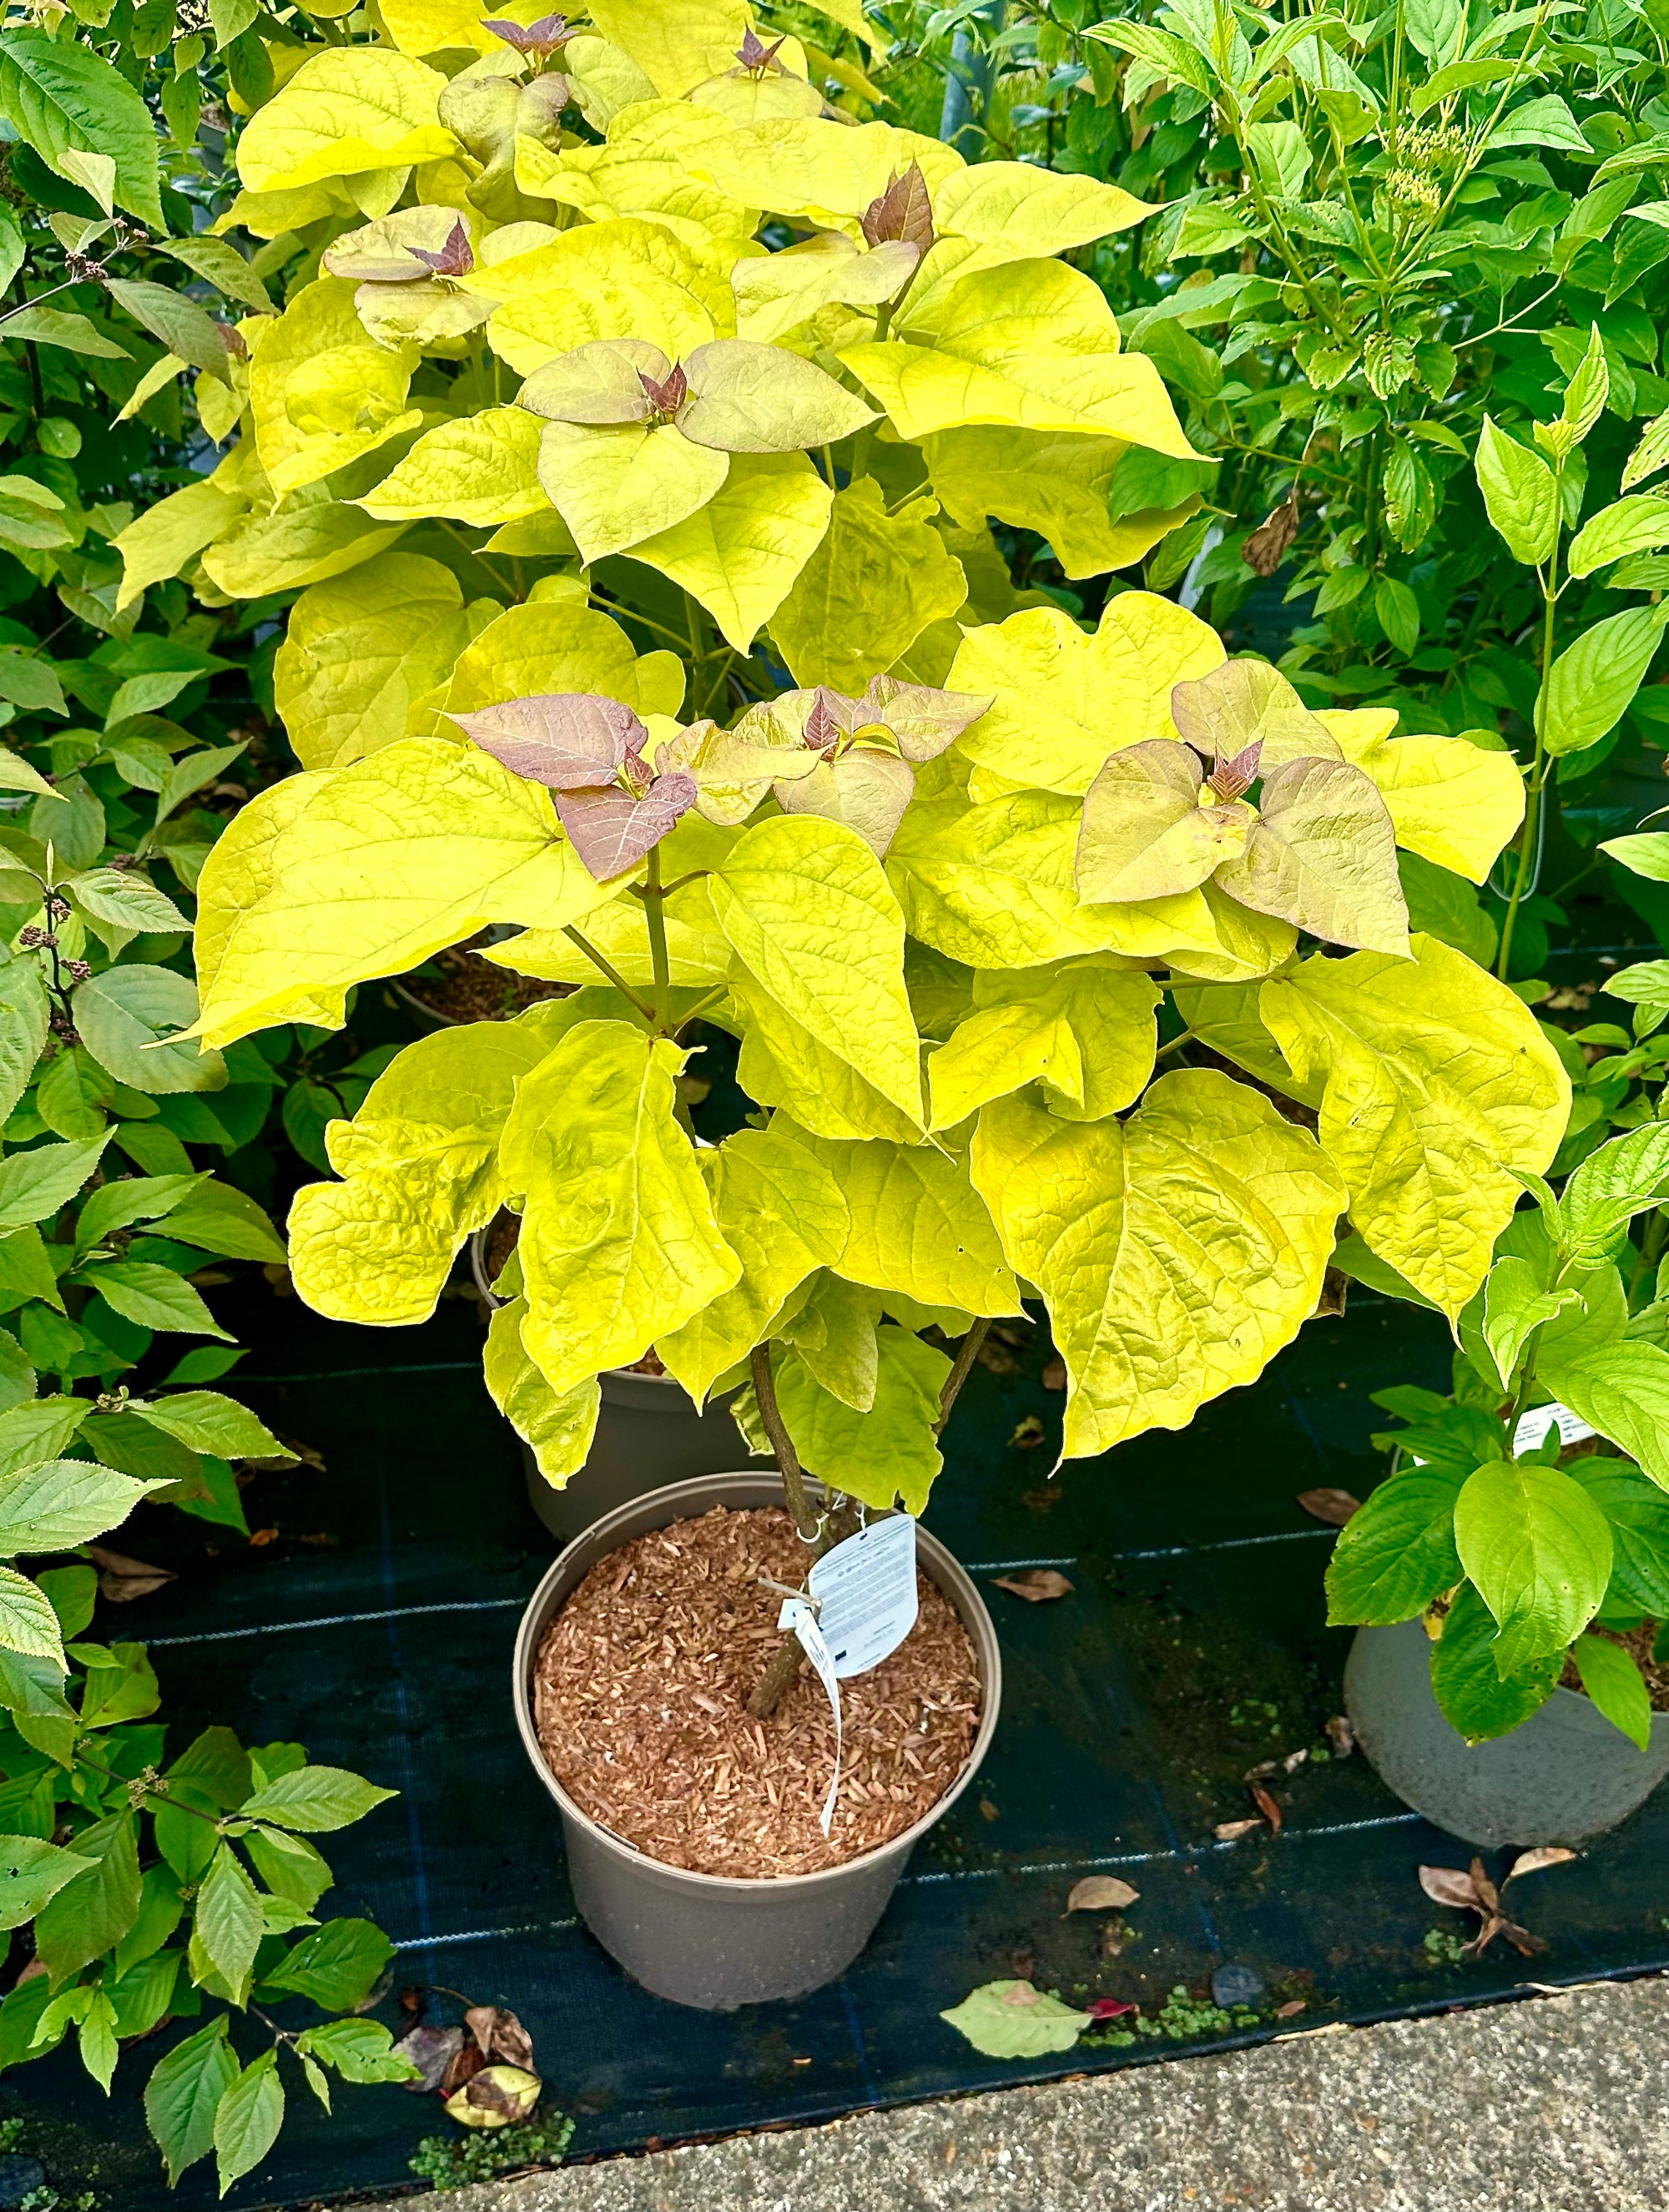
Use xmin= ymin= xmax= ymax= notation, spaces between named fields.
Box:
xmin=855 ymin=674 xmax=991 ymax=761
xmin=804 ymin=690 xmax=842 ymax=753
xmin=734 ymin=26 xmax=788 ymax=70
xmin=450 ymin=693 xmax=646 ymax=789
xmin=483 ymin=11 xmax=570 ymax=54
xmin=1208 ymin=739 xmax=1263 ymax=803
xmin=861 ymin=164 xmax=935 ymax=254
xmin=638 ymin=362 xmax=689 ymax=416
xmin=409 ymin=219 xmax=474 ymax=279
xmin=556 ymin=772 xmax=698 ymax=879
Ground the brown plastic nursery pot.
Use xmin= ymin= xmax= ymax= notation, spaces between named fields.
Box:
xmin=512 ymin=1473 xmax=1003 ymax=2010
xmin=469 ymin=1225 xmax=770 ymax=1541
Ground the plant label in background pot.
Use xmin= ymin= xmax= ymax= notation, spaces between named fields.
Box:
xmin=1511 ymin=1401 xmax=1596 ymax=1454
xmin=809 ymin=1514 xmax=919 ymax=1678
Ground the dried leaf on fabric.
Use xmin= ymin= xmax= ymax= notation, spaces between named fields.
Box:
xmin=1419 ymin=1864 xmax=1485 ymax=1911
xmin=1066 ymin=1876 xmax=1139 ymax=1912
xmin=85 ymin=1544 xmax=175 ymax=1601
xmin=1296 ymin=1487 xmax=1362 ymax=1525
xmin=992 ymin=1568 xmax=1072 ymax=1602
xmin=1505 ymin=1846 xmax=1577 ymax=1882
xmin=465 ymin=2003 xmax=537 ymax=2070
xmin=391 ymin=2023 xmax=463 ymax=2094
xmin=1250 ymin=1782 xmax=1283 ymax=1835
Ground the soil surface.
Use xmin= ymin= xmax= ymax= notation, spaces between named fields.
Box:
xmin=401 ymin=942 xmax=572 ymax=1025
xmin=1561 ymin=1619 xmax=1669 ymax=1711
xmin=532 ymin=1504 xmax=981 ymax=1877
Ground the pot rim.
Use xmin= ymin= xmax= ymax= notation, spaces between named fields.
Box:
xmin=512 ymin=1472 xmax=1002 ymax=1895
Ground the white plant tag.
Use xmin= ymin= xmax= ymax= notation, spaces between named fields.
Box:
xmin=809 ymin=1513 xmax=919 ymax=1680
xmin=1512 ymin=1400 xmax=1596 ymax=1455
xmin=778 ymin=1597 xmax=842 ymax=1837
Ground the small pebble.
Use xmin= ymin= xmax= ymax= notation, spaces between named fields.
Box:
xmin=1212 ymin=1963 xmax=1266 ymax=2008
xmin=0 ymin=2155 xmax=47 ymax=2208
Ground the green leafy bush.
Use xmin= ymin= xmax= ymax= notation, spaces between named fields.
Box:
xmin=0 ymin=14 xmax=413 ymax=2193
xmin=890 ymin=0 xmax=1669 ymax=967
xmin=1331 ymin=1116 xmax=1669 ymax=1745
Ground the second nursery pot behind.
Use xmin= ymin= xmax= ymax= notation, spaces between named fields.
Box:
xmin=512 ymin=1473 xmax=1002 ymax=2010
xmin=471 ymin=1219 xmax=770 ymax=1539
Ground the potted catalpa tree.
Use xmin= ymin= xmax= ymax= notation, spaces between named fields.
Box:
xmin=133 ymin=6 xmax=1566 ymax=2006
xmin=117 ymin=0 xmax=1204 ymax=1541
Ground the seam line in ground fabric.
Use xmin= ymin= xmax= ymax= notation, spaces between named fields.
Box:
xmin=1112 ymin=1529 xmax=1335 ymax=1561
xmin=376 ymin=1370 xmax=438 ymax=1968
xmin=392 ymin=1917 xmax=581 ymax=1951
xmin=1283 ymin=1386 xmax=1336 ymax=1477
xmin=374 ymin=1818 xmax=1429 ymax=1950
xmin=964 ymin=1555 xmax=1079 ymax=1570
xmin=902 ymin=1812 xmax=1425 ymax=1887
xmin=144 ymin=1534 xmax=1338 ymax=1645
xmin=839 ymin=1978 xmax=882 ymax=2104
xmin=146 ymin=1596 xmax=529 ymax=1645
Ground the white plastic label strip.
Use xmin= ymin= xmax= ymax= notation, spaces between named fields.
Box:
xmin=808 ymin=1513 xmax=918 ymax=1680
xmin=778 ymin=1597 xmax=842 ymax=1837
xmin=1512 ymin=1400 xmax=1596 ymax=1456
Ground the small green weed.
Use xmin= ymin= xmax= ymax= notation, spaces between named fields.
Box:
xmin=1423 ymin=1927 xmax=1470 ymax=1969
xmin=410 ymin=2112 xmax=576 ymax=2189
xmin=1081 ymin=1983 xmax=1261 ymax=2048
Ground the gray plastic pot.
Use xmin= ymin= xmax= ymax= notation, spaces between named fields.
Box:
xmin=1344 ymin=1620 xmax=1669 ymax=1847
xmin=519 ymin=1369 xmax=770 ymax=1543
xmin=512 ymin=1472 xmax=1002 ymax=2010
xmin=468 ymin=1225 xmax=769 ymax=1541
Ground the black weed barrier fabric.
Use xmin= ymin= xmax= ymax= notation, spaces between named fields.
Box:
xmin=10 ymin=1281 xmax=1669 ymax=2209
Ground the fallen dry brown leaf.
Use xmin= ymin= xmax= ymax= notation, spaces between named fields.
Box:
xmin=1505 ymin=1845 xmax=1577 ymax=1882
xmin=464 ymin=2003 xmax=536 ymax=2071
xmin=1419 ymin=1864 xmax=1485 ymax=1911
xmin=1041 ymin=1356 xmax=1067 ymax=1391
xmin=1325 ymin=1714 xmax=1355 ymax=1758
xmin=992 ymin=1569 xmax=1073 ymax=1602
xmin=1295 ymin=1488 xmax=1362 ymax=1526
xmin=1066 ymin=1876 xmax=1139 ymax=1913
xmin=1250 ymin=1783 xmax=1283 ymax=1836
xmin=391 ymin=2023 xmax=462 ymax=2094
xmin=1214 ymin=1817 xmax=1264 ymax=1841
xmin=1470 ymin=1856 xmax=1500 ymax=1914
xmin=1007 ymin=1414 xmax=1046 ymax=1450
xmin=85 ymin=1545 xmax=175 ymax=1603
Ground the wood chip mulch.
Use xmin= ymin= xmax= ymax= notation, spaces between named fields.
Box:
xmin=532 ymin=1505 xmax=982 ymax=1877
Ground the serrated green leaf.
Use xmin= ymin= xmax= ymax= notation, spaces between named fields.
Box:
xmin=144 ymin=2017 xmax=238 ymax=2188
xmin=192 ymin=1842 xmax=265 ymax=2008
xmin=214 ymin=2046 xmax=284 ymax=2196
